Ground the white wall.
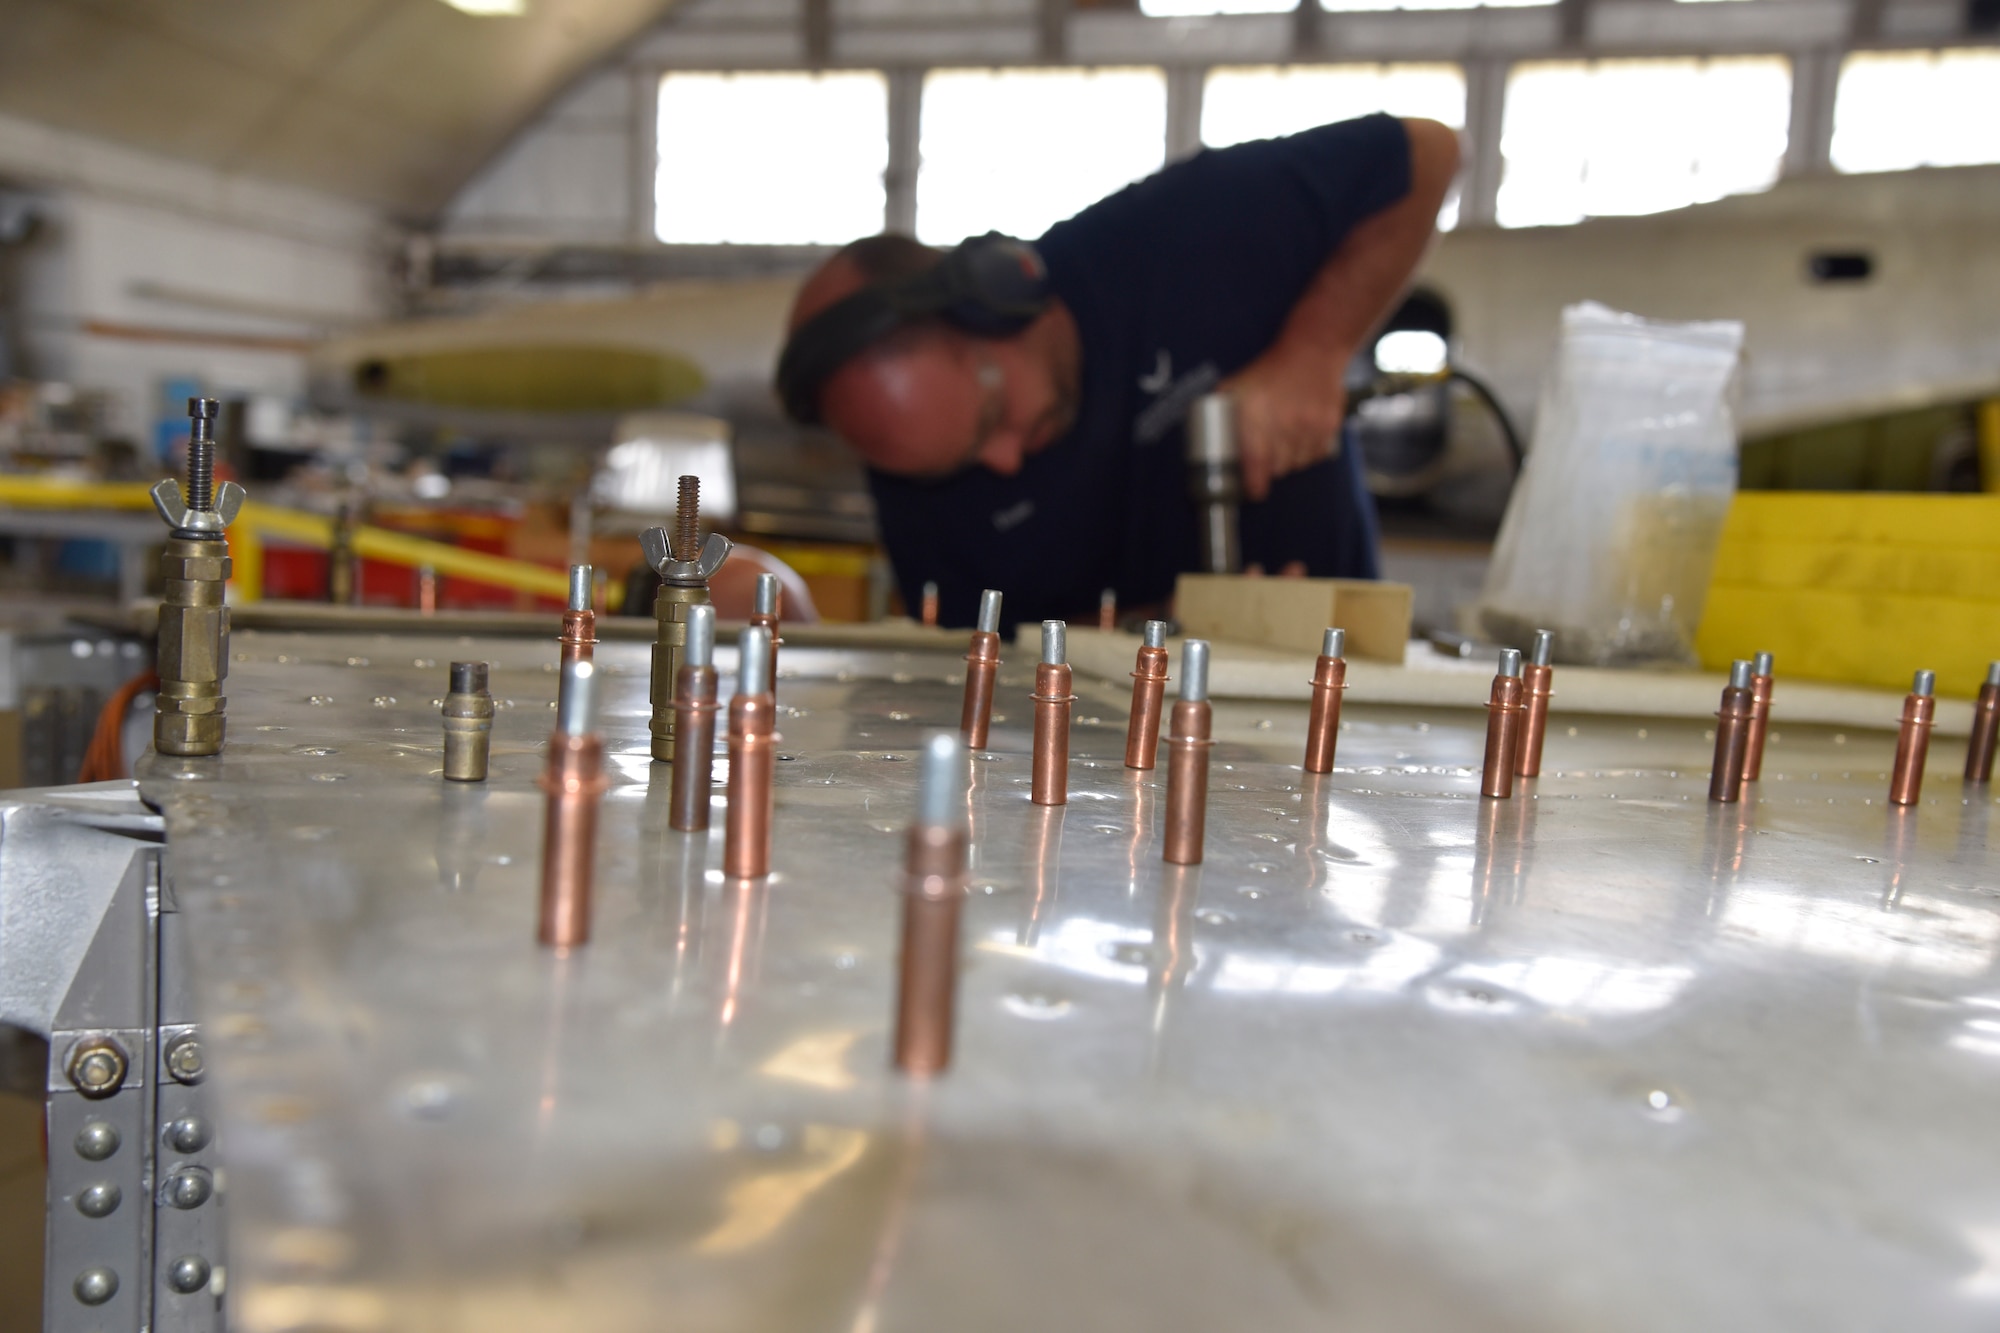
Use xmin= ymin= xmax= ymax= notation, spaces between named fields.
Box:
xmin=0 ymin=112 xmax=387 ymax=444
xmin=443 ymin=70 xmax=647 ymax=245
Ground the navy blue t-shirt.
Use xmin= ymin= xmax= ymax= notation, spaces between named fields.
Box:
xmin=868 ymin=113 xmax=1412 ymax=631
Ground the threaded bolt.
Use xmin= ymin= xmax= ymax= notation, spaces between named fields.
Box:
xmin=675 ymin=475 xmax=700 ymax=562
xmin=185 ymin=398 xmax=219 ymax=513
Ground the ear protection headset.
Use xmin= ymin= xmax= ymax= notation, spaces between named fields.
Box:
xmin=775 ymin=232 xmax=1051 ymax=425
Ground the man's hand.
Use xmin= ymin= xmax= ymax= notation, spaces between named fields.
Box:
xmin=1221 ymin=346 xmax=1349 ymax=502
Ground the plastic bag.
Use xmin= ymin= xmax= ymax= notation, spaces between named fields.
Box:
xmin=1477 ymin=301 xmax=1744 ymax=666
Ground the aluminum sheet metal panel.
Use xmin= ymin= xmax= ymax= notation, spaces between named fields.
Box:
xmin=134 ymin=630 xmax=2000 ymax=1333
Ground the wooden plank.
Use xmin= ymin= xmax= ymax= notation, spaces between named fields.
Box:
xmin=1174 ymin=574 xmax=1412 ymax=661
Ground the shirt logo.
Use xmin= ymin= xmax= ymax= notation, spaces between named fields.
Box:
xmin=992 ymin=500 xmax=1034 ymax=533
xmin=1134 ymin=351 xmax=1220 ymax=446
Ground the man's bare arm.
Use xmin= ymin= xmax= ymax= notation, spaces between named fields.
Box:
xmin=1224 ymin=117 xmax=1462 ymax=501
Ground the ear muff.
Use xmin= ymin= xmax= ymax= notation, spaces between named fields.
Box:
xmin=775 ymin=232 xmax=1050 ymax=425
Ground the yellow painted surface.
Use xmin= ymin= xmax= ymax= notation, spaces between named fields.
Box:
xmin=1696 ymin=492 xmax=2000 ymax=697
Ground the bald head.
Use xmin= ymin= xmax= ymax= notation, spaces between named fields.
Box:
xmin=783 ymin=236 xmax=1081 ymax=481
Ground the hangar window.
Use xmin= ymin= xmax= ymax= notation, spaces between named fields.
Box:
xmin=1830 ymin=50 xmax=2000 ymax=174
xmin=1141 ymin=0 xmax=1293 ymax=11
xmin=1201 ymin=64 xmax=1467 ymax=145
xmin=655 ymin=71 xmax=888 ymax=245
xmin=916 ymin=68 xmax=1167 ymax=245
xmin=1496 ymin=58 xmax=1791 ymax=228
xmin=1317 ymin=0 xmax=1548 ymax=13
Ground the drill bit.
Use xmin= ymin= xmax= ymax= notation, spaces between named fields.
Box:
xmin=1968 ymin=660 xmax=2000 ymax=785
xmin=1304 ymin=627 xmax=1347 ymax=775
xmin=1480 ymin=649 xmax=1526 ymax=799
xmin=1031 ymin=620 xmax=1074 ymax=806
xmin=723 ymin=625 xmax=778 ymax=879
xmin=1163 ymin=639 xmax=1214 ymax=864
xmin=960 ymin=589 xmax=1003 ymax=750
xmin=1708 ymin=660 xmax=1755 ymax=804
xmin=669 ymin=605 xmax=719 ymax=832
xmin=560 ymin=563 xmax=597 ymax=668
xmin=1124 ymin=620 xmax=1171 ymax=770
xmin=1515 ymin=629 xmax=1555 ymax=778
xmin=1889 ymin=669 xmax=1937 ymax=806
xmin=1743 ymin=650 xmax=1775 ymax=782
xmin=893 ymin=731 xmax=971 ymax=1076
xmin=749 ymin=572 xmax=782 ymax=690
xmin=538 ymin=660 xmax=608 ymax=951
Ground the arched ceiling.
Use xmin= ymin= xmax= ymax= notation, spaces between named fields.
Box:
xmin=0 ymin=0 xmax=678 ymax=218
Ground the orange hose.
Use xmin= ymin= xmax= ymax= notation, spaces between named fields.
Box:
xmin=76 ymin=669 xmax=158 ymax=783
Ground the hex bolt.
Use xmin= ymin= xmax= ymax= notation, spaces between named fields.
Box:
xmin=168 ymin=1255 xmax=212 ymax=1295
xmin=73 ymin=1267 xmax=118 ymax=1306
xmin=67 ymin=1038 xmax=128 ymax=1099
xmin=960 ymin=589 xmax=1003 ymax=750
xmin=164 ymin=1032 xmax=206 ymax=1084
xmin=74 ymin=1121 xmax=120 ymax=1161
xmin=165 ymin=1116 xmax=213 ymax=1154
xmin=76 ymin=1182 xmax=122 ymax=1218
xmin=165 ymin=1165 xmax=214 ymax=1210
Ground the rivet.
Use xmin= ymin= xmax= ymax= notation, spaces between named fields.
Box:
xmin=167 ymin=1255 xmax=211 ymax=1294
xmin=73 ymin=1267 xmax=118 ymax=1305
xmin=165 ymin=1116 xmax=212 ymax=1154
xmin=76 ymin=1183 xmax=121 ymax=1218
xmin=166 ymin=1166 xmax=213 ymax=1210
xmin=74 ymin=1121 xmax=120 ymax=1160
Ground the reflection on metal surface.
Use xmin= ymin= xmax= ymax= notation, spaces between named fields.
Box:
xmin=129 ymin=627 xmax=2000 ymax=1332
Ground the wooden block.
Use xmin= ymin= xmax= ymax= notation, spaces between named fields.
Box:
xmin=1174 ymin=575 xmax=1412 ymax=662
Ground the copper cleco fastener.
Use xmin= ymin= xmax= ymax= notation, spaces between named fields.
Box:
xmin=723 ymin=626 xmax=779 ymax=878
xmin=749 ymin=572 xmax=782 ymax=690
xmin=894 ymin=731 xmax=970 ymax=1076
xmin=1098 ymin=588 xmax=1117 ymax=632
xmin=1889 ymin=669 xmax=1937 ymax=806
xmin=642 ymin=475 xmax=732 ymax=763
xmin=1479 ymin=649 xmax=1526 ymax=799
xmin=1031 ymin=620 xmax=1074 ymax=806
xmin=1743 ymin=650 xmax=1775 ymax=782
xmin=669 ymin=604 xmax=719 ymax=832
xmin=1162 ymin=639 xmax=1214 ymax=864
xmin=441 ymin=661 xmax=494 ymax=781
xmin=560 ymin=563 xmax=597 ymax=668
xmin=1708 ymin=659 xmax=1755 ymax=804
xmin=1515 ymin=629 xmax=1555 ymax=778
xmin=920 ymin=580 xmax=940 ymax=628
xmin=1303 ymin=626 xmax=1347 ymax=775
xmin=960 ymin=589 xmax=1003 ymax=749
xmin=1125 ymin=620 xmax=1171 ymax=770
xmin=538 ymin=660 xmax=608 ymax=952
xmin=1963 ymin=660 xmax=1999 ymax=785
